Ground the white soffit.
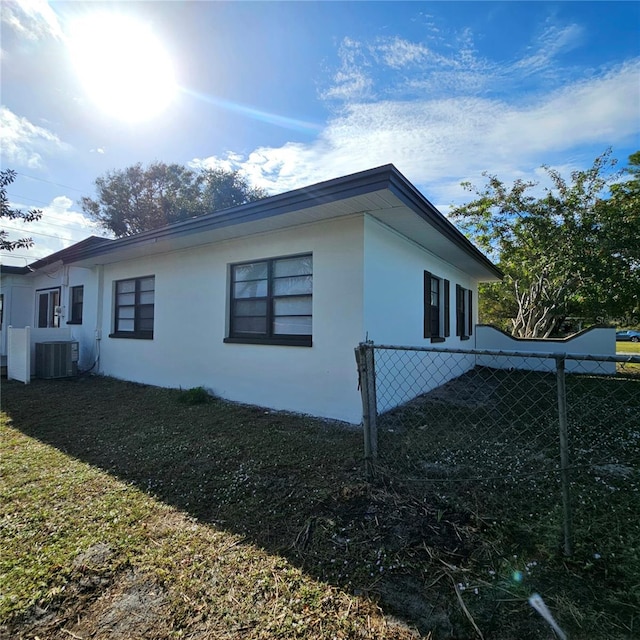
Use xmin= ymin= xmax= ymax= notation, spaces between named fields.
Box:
xmin=71 ymin=186 xmax=497 ymax=280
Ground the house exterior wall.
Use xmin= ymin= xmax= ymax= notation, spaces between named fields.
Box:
xmin=64 ymin=266 xmax=100 ymax=371
xmin=362 ymin=215 xmax=479 ymax=413
xmin=362 ymin=215 xmax=478 ymax=345
xmin=97 ymin=216 xmax=366 ymax=423
xmin=1 ymin=267 xmax=101 ymax=371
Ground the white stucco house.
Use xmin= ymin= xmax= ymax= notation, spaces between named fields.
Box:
xmin=1 ymin=165 xmax=501 ymax=423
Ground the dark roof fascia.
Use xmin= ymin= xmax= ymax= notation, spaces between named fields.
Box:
xmin=0 ymin=265 xmax=30 ymax=275
xmin=27 ymin=236 xmax=112 ymax=271
xmin=66 ymin=164 xmax=502 ymax=278
xmin=68 ymin=164 xmax=400 ymax=263
xmin=384 ymin=170 xmax=503 ymax=279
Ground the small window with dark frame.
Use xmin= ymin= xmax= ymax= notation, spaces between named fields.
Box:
xmin=36 ymin=287 xmax=61 ymax=328
xmin=227 ymin=254 xmax=312 ymax=346
xmin=68 ymin=285 xmax=84 ymax=324
xmin=456 ymin=285 xmax=473 ymax=338
xmin=424 ymin=271 xmax=450 ymax=342
xmin=111 ymin=276 xmax=155 ymax=339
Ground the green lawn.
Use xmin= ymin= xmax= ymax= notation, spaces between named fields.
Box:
xmin=617 ymin=339 xmax=640 ymax=374
xmin=1 ymin=374 xmax=638 ymax=639
xmin=617 ymin=340 xmax=640 ymax=354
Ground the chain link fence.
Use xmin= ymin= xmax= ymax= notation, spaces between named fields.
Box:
xmin=354 ymin=342 xmax=640 ymax=555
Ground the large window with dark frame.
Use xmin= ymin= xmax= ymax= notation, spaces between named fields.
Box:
xmin=68 ymin=285 xmax=84 ymax=324
xmin=456 ymin=284 xmax=473 ymax=339
xmin=424 ymin=271 xmax=449 ymax=342
xmin=227 ymin=254 xmax=312 ymax=346
xmin=111 ymin=276 xmax=155 ymax=339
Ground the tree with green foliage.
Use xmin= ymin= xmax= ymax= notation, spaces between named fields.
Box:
xmin=590 ymin=150 xmax=640 ymax=326
xmin=451 ymin=150 xmax=640 ymax=338
xmin=81 ymin=162 xmax=268 ymax=237
xmin=0 ymin=169 xmax=43 ymax=252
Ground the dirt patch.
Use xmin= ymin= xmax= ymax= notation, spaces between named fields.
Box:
xmin=71 ymin=570 xmax=169 ymax=640
xmin=2 ymin=542 xmax=168 ymax=640
xmin=72 ymin=542 xmax=114 ymax=570
xmin=2 ymin=568 xmax=168 ymax=640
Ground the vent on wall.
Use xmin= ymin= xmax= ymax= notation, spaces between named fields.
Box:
xmin=35 ymin=341 xmax=79 ymax=379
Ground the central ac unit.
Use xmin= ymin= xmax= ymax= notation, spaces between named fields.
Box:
xmin=35 ymin=341 xmax=79 ymax=379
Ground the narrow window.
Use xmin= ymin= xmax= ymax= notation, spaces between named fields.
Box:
xmin=443 ymin=279 xmax=450 ymax=337
xmin=425 ymin=271 xmax=448 ymax=342
xmin=456 ymin=285 xmax=473 ymax=338
xmin=430 ymin=275 xmax=440 ymax=337
xmin=36 ymin=288 xmax=61 ymax=328
xmin=111 ymin=276 xmax=155 ymax=339
xmin=68 ymin=286 xmax=84 ymax=324
xmin=227 ymin=254 xmax=312 ymax=346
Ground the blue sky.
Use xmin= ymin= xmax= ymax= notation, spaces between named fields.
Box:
xmin=1 ymin=0 xmax=639 ymax=266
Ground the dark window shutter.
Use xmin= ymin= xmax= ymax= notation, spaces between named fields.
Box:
xmin=468 ymin=289 xmax=473 ymax=336
xmin=423 ymin=270 xmax=432 ymax=338
xmin=444 ymin=279 xmax=450 ymax=337
xmin=455 ymin=284 xmax=462 ymax=336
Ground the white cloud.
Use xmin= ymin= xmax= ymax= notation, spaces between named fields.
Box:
xmin=193 ymin=59 xmax=640 ymax=207
xmin=376 ymin=37 xmax=432 ymax=69
xmin=0 ymin=194 xmax=103 ymax=266
xmin=0 ymin=106 xmax=70 ymax=169
xmin=513 ymin=23 xmax=585 ymax=76
xmin=323 ymin=69 xmax=374 ymax=101
xmin=323 ymin=22 xmax=589 ymax=103
xmin=322 ymin=37 xmax=375 ymax=101
xmin=493 ymin=61 xmax=640 ymax=154
xmin=1 ymin=0 xmax=63 ymax=40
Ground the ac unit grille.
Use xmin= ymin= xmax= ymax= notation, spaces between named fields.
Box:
xmin=35 ymin=341 xmax=79 ymax=379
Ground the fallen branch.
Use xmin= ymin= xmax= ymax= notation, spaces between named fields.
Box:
xmin=448 ymin=574 xmax=484 ymax=640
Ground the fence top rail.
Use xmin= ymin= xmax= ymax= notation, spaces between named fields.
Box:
xmin=363 ymin=342 xmax=640 ymax=365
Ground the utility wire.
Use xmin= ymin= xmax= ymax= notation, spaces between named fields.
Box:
xmin=6 ymin=191 xmax=70 ymax=207
xmin=2 ymin=224 xmax=75 ymax=240
xmin=3 ymin=215 xmax=98 ymax=233
xmin=5 ymin=191 xmax=99 ymax=232
xmin=14 ymin=171 xmax=87 ymax=194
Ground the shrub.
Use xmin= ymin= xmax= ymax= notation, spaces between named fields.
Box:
xmin=177 ymin=386 xmax=210 ymax=405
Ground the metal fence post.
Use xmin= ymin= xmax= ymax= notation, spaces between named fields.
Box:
xmin=555 ymin=355 xmax=573 ymax=556
xmin=355 ymin=342 xmax=378 ymax=478
xmin=365 ymin=344 xmax=378 ymax=459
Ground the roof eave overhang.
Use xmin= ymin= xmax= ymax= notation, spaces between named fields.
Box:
xmin=385 ymin=170 xmax=502 ymax=280
xmin=65 ymin=165 xmax=502 ymax=280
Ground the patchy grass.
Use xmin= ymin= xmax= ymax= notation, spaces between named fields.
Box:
xmin=1 ymin=373 xmax=638 ymax=639
xmin=1 ymin=377 xmax=457 ymax=639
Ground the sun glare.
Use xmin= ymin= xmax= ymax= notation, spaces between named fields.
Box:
xmin=67 ymin=14 xmax=176 ymax=123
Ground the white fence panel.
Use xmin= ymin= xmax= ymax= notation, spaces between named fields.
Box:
xmin=475 ymin=325 xmax=616 ymax=375
xmin=7 ymin=326 xmax=31 ymax=384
